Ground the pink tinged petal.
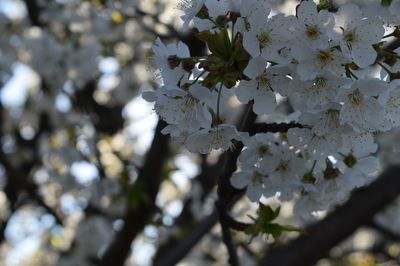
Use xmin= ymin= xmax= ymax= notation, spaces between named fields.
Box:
xmin=351 ymin=44 xmax=377 ymax=68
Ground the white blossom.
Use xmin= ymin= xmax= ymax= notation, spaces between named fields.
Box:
xmin=331 ymin=3 xmax=384 ymax=68
xmin=236 ymin=56 xmax=291 ymax=115
xmin=231 ymin=165 xmax=268 ymax=202
xmin=339 ymin=79 xmax=391 ymax=132
xmin=186 ymin=124 xmax=238 ymax=154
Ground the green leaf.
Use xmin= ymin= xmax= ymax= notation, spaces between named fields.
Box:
xmin=197 ymin=29 xmax=232 ymax=60
xmin=280 ymin=225 xmax=306 ymax=234
xmin=66 ymin=127 xmax=77 ymax=146
xmin=382 ymin=0 xmax=393 ymax=6
xmin=317 ymin=0 xmax=331 ymax=11
xmin=127 ymin=181 xmax=151 ymax=208
xmin=263 ymin=223 xmax=305 ymax=240
xmin=264 ymin=223 xmax=284 ymax=239
xmin=244 ymin=204 xmax=304 ymax=241
xmin=259 ymin=203 xmax=280 ymax=222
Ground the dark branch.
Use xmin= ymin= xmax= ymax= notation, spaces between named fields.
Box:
xmin=223 ymin=213 xmax=251 ymax=232
xmin=23 ymin=0 xmax=44 ymax=27
xmin=215 ymin=104 xmax=256 ymax=265
xmin=384 ymin=38 xmax=400 ymax=52
xmin=99 ymin=120 xmax=169 ymax=266
xmin=368 ymin=220 xmax=400 ymax=241
xmin=258 ymin=165 xmax=400 ymax=266
xmin=154 ymin=211 xmax=219 ymax=266
xmin=216 ymin=201 xmax=240 ymax=266
xmin=156 ymin=104 xmax=257 ymax=266
xmin=249 ymin=122 xmax=306 ymax=136
xmin=153 ymin=154 xmax=225 ymax=263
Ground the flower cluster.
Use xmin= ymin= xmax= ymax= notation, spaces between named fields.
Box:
xmin=143 ymin=0 xmax=400 ymax=217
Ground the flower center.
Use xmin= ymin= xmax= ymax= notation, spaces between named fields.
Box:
xmin=181 ymin=95 xmax=196 ymax=112
xmin=252 ymin=171 xmax=264 ymax=183
xmin=349 ymin=89 xmax=363 ymax=105
xmin=313 ymin=76 xmax=327 ymax=90
xmin=211 ymin=130 xmax=223 ymax=146
xmin=327 ymin=109 xmax=340 ymax=128
xmin=305 ymin=26 xmax=320 ymax=40
xmin=316 ymin=50 xmax=333 ymax=64
xmin=343 ymin=153 xmax=357 ymax=168
xmin=277 ymin=160 xmax=290 ymax=173
xmin=256 ymin=73 xmax=273 ymax=91
xmin=258 ymin=145 xmax=269 ymax=156
xmin=344 ymin=31 xmax=358 ymax=49
xmin=258 ymin=31 xmax=272 ymax=48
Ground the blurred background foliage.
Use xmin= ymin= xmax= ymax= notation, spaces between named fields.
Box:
xmin=0 ymin=0 xmax=400 ymax=265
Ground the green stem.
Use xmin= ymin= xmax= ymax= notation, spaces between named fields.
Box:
xmin=178 ymin=56 xmax=207 ymax=60
xmin=377 ymin=61 xmax=392 ymax=75
xmin=379 ymin=50 xmax=400 ymax=60
xmin=216 ymin=83 xmax=223 ymax=123
xmin=345 ymin=64 xmax=359 ymax=80
xmin=207 ymin=17 xmax=222 ymax=29
xmin=382 ymin=32 xmax=395 ymax=39
xmin=190 ymin=70 xmax=207 ymax=85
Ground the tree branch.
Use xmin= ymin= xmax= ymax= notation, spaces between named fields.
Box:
xmin=23 ymin=0 xmax=44 ymax=27
xmin=98 ymin=119 xmax=169 ymax=266
xmin=368 ymin=220 xmax=400 ymax=241
xmin=258 ymin=165 xmax=400 ymax=266
xmin=249 ymin=122 xmax=306 ymax=136
xmin=155 ymin=104 xmax=257 ymax=266
xmin=216 ymin=201 xmax=240 ymax=266
xmin=154 ymin=211 xmax=219 ymax=266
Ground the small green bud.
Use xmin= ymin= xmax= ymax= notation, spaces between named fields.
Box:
xmin=302 ymin=172 xmax=317 ymax=184
xmin=323 ymin=158 xmax=341 ymax=179
xmin=181 ymin=59 xmax=195 ymax=72
xmin=343 ymin=153 xmax=357 ymax=168
xmin=196 ymin=5 xmax=209 ymax=19
xmin=167 ymin=55 xmax=181 ymax=69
